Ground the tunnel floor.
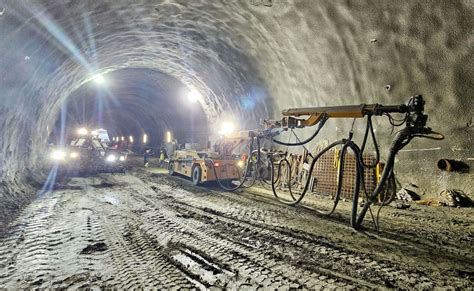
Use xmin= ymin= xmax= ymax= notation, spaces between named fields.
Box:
xmin=0 ymin=168 xmax=472 ymax=289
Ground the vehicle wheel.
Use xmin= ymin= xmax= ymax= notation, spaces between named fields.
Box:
xmin=192 ymin=165 xmax=202 ymax=186
xmin=168 ymin=163 xmax=175 ymax=176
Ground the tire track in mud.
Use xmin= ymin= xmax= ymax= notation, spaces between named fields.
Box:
xmin=151 ymin=193 xmax=432 ymax=289
xmin=118 ymin=179 xmax=345 ymax=289
xmin=127 ymin=182 xmax=392 ymax=288
xmin=245 ymin=186 xmax=474 ymax=263
xmin=1 ymin=172 xmax=472 ymax=289
xmin=0 ymin=196 xmax=62 ymax=288
xmin=155 ymin=174 xmax=472 ymax=265
xmin=138 ymin=172 xmax=473 ymax=289
xmin=0 ymin=188 xmax=114 ymax=289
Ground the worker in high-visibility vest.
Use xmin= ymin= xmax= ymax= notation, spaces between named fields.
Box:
xmin=159 ymin=150 xmax=165 ymax=167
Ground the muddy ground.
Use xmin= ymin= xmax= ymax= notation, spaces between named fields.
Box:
xmin=0 ymin=166 xmax=472 ymax=289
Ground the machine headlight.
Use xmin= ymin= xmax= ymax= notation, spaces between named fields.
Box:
xmin=77 ymin=127 xmax=88 ymax=135
xmin=70 ymin=152 xmax=79 ymax=159
xmin=119 ymin=155 xmax=126 ymax=161
xmin=237 ymin=160 xmax=244 ymax=168
xmin=106 ymin=154 xmax=117 ymax=162
xmin=51 ymin=150 xmax=67 ymax=160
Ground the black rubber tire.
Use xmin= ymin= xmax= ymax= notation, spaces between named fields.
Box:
xmin=192 ymin=165 xmax=202 ymax=185
xmin=169 ymin=163 xmax=175 ymax=176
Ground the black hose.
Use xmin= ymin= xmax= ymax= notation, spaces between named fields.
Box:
xmin=352 ymin=127 xmax=413 ymax=229
xmin=353 ymin=126 xmax=444 ymax=229
xmin=272 ymin=114 xmax=328 ymax=146
xmin=359 ymin=115 xmax=380 ymax=169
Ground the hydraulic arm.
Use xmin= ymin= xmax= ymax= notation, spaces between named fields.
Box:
xmin=264 ymin=95 xmax=427 ymax=129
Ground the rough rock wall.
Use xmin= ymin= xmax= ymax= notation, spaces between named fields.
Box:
xmin=0 ymin=0 xmax=472 ymax=224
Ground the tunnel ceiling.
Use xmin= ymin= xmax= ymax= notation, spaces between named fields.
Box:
xmin=0 ymin=0 xmax=472 ymax=222
xmin=53 ymin=68 xmax=208 ymax=146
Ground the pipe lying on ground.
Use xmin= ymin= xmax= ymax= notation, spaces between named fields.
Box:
xmin=437 ymin=159 xmax=470 ymax=172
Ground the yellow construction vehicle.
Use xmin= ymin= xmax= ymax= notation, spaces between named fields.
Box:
xmin=168 ymin=131 xmax=254 ymax=185
xmin=168 ymin=149 xmax=243 ymax=185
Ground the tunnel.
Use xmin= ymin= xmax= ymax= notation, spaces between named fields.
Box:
xmin=0 ymin=0 xmax=473 ymax=289
xmin=49 ymin=68 xmax=209 ymax=150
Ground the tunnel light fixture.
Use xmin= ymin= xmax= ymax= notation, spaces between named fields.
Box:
xmin=187 ymin=89 xmax=201 ymax=103
xmin=218 ymin=121 xmax=235 ymax=136
xmin=92 ymin=74 xmax=105 ymax=84
xmin=143 ymin=134 xmax=148 ymax=144
xmin=77 ymin=127 xmax=88 ymax=135
xmin=121 ymin=136 xmax=125 ymax=141
xmin=166 ymin=131 xmax=172 ymax=143
xmin=129 ymin=136 xmax=134 ymax=143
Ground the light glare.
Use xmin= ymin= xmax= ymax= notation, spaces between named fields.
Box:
xmin=92 ymin=74 xmax=105 ymax=84
xmin=187 ymin=89 xmax=201 ymax=103
xmin=77 ymin=127 xmax=88 ymax=135
xmin=106 ymin=154 xmax=117 ymax=162
xmin=218 ymin=122 xmax=235 ymax=136
xmin=51 ymin=150 xmax=66 ymax=160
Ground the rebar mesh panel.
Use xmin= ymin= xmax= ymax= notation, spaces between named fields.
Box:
xmin=311 ymin=149 xmax=376 ymax=200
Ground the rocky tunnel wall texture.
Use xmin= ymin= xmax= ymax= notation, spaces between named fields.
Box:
xmin=0 ymin=0 xmax=472 ymax=225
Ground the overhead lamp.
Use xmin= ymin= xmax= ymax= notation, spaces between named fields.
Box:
xmin=166 ymin=131 xmax=172 ymax=143
xmin=129 ymin=136 xmax=134 ymax=143
xmin=92 ymin=74 xmax=105 ymax=84
xmin=143 ymin=134 xmax=148 ymax=144
xmin=187 ymin=89 xmax=201 ymax=103
xmin=218 ymin=121 xmax=235 ymax=136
